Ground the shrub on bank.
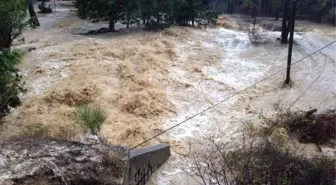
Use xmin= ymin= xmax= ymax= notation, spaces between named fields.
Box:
xmin=184 ymin=137 xmax=335 ymax=185
xmin=258 ymin=107 xmax=335 ymax=145
xmin=72 ymin=105 xmax=106 ymax=135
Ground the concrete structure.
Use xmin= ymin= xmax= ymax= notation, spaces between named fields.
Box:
xmin=127 ymin=144 xmax=171 ymax=185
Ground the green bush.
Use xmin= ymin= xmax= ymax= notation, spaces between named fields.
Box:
xmin=72 ymin=105 xmax=106 ymax=135
xmin=0 ymin=49 xmax=25 ymax=119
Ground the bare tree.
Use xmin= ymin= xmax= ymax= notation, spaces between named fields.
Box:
xmin=181 ymin=130 xmax=335 ymax=185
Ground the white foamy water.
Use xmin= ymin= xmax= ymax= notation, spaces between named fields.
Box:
xmin=153 ymin=26 xmax=336 ymax=185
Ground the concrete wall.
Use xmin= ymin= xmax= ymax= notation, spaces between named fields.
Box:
xmin=124 ymin=144 xmax=171 ymax=185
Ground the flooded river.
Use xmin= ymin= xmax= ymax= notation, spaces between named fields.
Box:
xmin=2 ymin=4 xmax=336 ymax=185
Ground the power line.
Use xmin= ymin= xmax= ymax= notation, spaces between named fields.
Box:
xmin=130 ymin=40 xmax=336 ymax=150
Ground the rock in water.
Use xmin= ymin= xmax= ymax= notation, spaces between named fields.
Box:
xmin=0 ymin=137 xmax=128 ymax=185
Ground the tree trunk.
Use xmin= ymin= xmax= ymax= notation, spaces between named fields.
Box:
xmin=300 ymin=2 xmax=303 ymax=16
xmin=0 ymin=24 xmax=11 ymax=50
xmin=264 ymin=0 xmax=269 ymax=15
xmin=27 ymin=0 xmax=40 ymax=26
xmin=317 ymin=11 xmax=322 ymax=23
xmin=257 ymin=0 xmax=261 ymax=16
xmin=252 ymin=6 xmax=255 ymax=18
xmin=142 ymin=13 xmax=146 ymax=25
xmin=275 ymin=8 xmax=279 ymax=20
xmin=109 ymin=15 xmax=115 ymax=31
xmin=230 ymin=2 xmax=234 ymax=14
xmin=281 ymin=0 xmax=289 ymax=44
xmin=156 ymin=11 xmax=159 ymax=24
xmin=253 ymin=5 xmax=257 ymax=26
xmin=146 ymin=15 xmax=150 ymax=25
xmin=261 ymin=0 xmax=265 ymax=14
xmin=127 ymin=12 xmax=130 ymax=28
xmin=227 ymin=0 xmax=230 ymax=13
xmin=5 ymin=28 xmax=12 ymax=49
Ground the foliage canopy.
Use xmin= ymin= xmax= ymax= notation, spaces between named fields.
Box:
xmin=0 ymin=0 xmax=27 ymax=119
xmin=75 ymin=0 xmax=219 ymax=31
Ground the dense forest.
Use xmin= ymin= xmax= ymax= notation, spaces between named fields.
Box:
xmin=209 ymin=0 xmax=335 ymax=24
xmin=75 ymin=0 xmax=335 ymax=31
xmin=75 ymin=0 xmax=219 ymax=31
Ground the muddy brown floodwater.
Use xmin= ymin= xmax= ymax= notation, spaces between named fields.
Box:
xmin=1 ymin=4 xmax=335 ymax=185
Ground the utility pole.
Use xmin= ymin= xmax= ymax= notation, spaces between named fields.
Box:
xmin=54 ymin=0 xmax=57 ymax=12
xmin=285 ymin=0 xmax=297 ymax=85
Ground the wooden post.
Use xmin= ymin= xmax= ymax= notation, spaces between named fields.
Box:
xmin=285 ymin=0 xmax=297 ymax=85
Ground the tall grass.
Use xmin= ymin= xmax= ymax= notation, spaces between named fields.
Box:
xmin=72 ymin=105 xmax=106 ymax=135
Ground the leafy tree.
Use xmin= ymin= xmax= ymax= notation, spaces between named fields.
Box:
xmin=173 ymin=0 xmax=215 ymax=26
xmin=74 ymin=0 xmax=219 ymax=31
xmin=139 ymin=0 xmax=155 ymax=25
xmin=173 ymin=0 xmax=191 ymax=25
xmin=167 ymin=0 xmax=185 ymax=25
xmin=186 ymin=0 xmax=203 ymax=25
xmin=0 ymin=0 xmax=27 ymax=50
xmin=0 ymin=50 xmax=25 ymax=118
xmin=79 ymin=0 xmax=124 ymax=31
xmin=197 ymin=8 xmax=219 ymax=27
xmin=313 ymin=0 xmax=327 ymax=22
xmin=121 ymin=0 xmax=139 ymax=28
xmin=74 ymin=0 xmax=90 ymax=18
xmin=241 ymin=0 xmax=259 ymax=19
xmin=0 ymin=0 xmax=27 ymax=119
xmin=143 ymin=0 xmax=176 ymax=30
xmin=270 ymin=0 xmax=281 ymax=20
xmin=227 ymin=0 xmax=232 ymax=13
